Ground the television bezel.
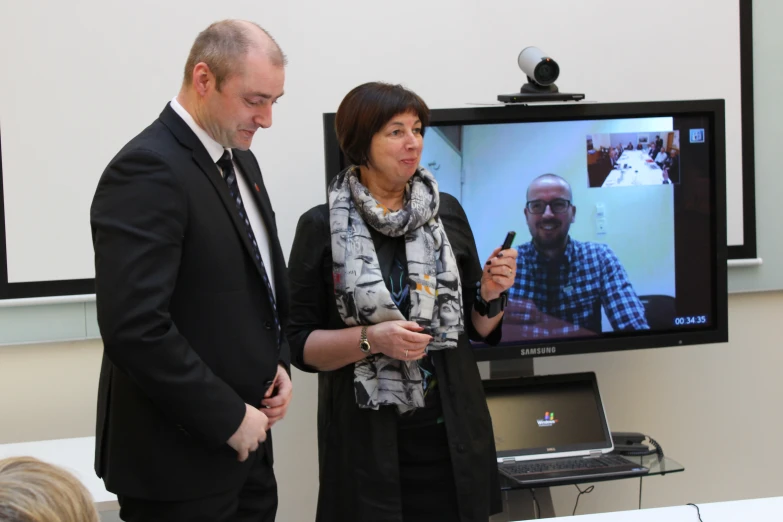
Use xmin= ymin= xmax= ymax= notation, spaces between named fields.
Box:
xmin=322 ymin=100 xmax=728 ymax=361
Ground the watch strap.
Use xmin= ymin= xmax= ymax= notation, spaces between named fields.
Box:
xmin=474 ymin=285 xmax=508 ymax=318
xmin=359 ymin=325 xmax=371 ymax=354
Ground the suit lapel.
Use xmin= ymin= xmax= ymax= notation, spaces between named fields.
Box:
xmin=158 ymin=104 xmax=267 ymax=282
xmin=234 ymin=151 xmax=277 ymax=237
xmin=199 ymin=154 xmax=265 ymax=280
xmin=234 ymin=150 xmax=288 ymax=313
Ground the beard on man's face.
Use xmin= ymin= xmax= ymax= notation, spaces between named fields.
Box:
xmin=530 ymin=216 xmax=569 ymax=250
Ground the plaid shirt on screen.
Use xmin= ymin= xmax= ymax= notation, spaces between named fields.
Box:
xmin=508 ymin=238 xmax=649 ymax=333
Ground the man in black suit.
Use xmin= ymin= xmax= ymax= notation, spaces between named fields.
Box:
xmin=91 ymin=20 xmax=291 ymax=522
xmin=651 ymin=134 xmax=664 ymax=158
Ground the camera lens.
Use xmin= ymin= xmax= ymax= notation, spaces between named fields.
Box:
xmin=535 ymin=60 xmax=559 ymax=85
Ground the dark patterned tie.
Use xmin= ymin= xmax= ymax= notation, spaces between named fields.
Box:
xmin=217 ymin=151 xmax=280 ymax=345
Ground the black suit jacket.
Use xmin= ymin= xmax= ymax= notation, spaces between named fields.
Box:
xmin=91 ymin=103 xmax=290 ymax=501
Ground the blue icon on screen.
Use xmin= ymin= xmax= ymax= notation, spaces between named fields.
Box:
xmin=690 ymin=129 xmax=705 ymax=143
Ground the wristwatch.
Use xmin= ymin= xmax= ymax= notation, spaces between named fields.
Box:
xmin=359 ymin=326 xmax=371 ymax=354
xmin=474 ymin=284 xmax=508 ymax=318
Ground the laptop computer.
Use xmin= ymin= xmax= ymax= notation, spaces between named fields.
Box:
xmin=483 ymin=372 xmax=649 ymax=487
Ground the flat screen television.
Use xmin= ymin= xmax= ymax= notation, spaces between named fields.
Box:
xmin=322 ymin=100 xmax=728 ymax=361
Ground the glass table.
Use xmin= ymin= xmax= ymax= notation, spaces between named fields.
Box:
xmin=491 ymin=454 xmax=685 ymax=521
xmin=499 ymin=453 xmax=685 ymax=490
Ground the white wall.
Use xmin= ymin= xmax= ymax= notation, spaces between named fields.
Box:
xmin=2 ymin=291 xmax=782 ymax=520
xmin=610 ymin=133 xmax=636 ymax=150
xmin=592 ymin=134 xmax=612 ymax=149
xmin=0 ymin=0 xmax=747 ymax=285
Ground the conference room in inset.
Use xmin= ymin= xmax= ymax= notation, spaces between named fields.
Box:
xmin=587 ymin=131 xmax=681 ymax=188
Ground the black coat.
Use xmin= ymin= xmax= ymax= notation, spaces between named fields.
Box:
xmin=287 ymin=193 xmax=502 ymax=522
xmin=91 ymin=104 xmax=290 ymax=500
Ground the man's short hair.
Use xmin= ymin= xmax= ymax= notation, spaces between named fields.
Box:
xmin=526 ymin=173 xmax=573 ymax=201
xmin=335 ymin=82 xmax=430 ymax=167
xmin=183 ymin=20 xmax=286 ymax=91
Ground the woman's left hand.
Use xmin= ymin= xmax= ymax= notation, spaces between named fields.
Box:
xmin=480 ymin=246 xmax=518 ymax=301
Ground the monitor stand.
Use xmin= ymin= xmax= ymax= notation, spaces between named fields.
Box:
xmin=487 ymin=358 xmax=556 ymax=521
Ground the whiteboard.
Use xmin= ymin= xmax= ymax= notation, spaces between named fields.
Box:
xmin=0 ymin=0 xmax=751 ymax=294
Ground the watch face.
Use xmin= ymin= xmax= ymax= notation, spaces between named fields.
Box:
xmin=360 ymin=341 xmax=371 ymax=353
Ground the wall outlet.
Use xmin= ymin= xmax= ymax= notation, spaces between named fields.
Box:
xmin=596 ymin=218 xmax=607 ymax=235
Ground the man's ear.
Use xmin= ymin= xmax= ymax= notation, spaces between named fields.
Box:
xmin=571 ymin=206 xmax=577 ymax=223
xmin=192 ymin=62 xmax=214 ymax=96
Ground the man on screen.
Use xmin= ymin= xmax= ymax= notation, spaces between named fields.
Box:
xmin=507 ymin=174 xmax=649 ymax=335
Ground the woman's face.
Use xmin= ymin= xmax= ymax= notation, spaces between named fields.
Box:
xmin=366 ymin=111 xmax=423 ymax=186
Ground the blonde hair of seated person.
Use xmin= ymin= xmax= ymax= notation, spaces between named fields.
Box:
xmin=0 ymin=456 xmax=99 ymax=522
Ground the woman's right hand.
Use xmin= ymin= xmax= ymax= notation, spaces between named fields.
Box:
xmin=367 ymin=321 xmax=432 ymax=361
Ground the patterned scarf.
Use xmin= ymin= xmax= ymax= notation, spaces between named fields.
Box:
xmin=328 ymin=166 xmax=463 ymax=413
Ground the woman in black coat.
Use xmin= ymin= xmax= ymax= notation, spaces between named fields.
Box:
xmin=287 ymin=82 xmax=517 ymax=522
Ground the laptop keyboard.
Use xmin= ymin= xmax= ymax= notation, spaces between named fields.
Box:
xmin=502 ymin=454 xmax=634 ymax=476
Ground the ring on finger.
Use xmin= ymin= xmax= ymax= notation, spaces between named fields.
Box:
xmin=405 ymin=349 xmax=409 ymax=358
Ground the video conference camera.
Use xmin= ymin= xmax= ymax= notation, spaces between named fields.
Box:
xmin=498 ymin=46 xmax=584 ymax=104
xmin=518 ymin=46 xmax=560 ymax=93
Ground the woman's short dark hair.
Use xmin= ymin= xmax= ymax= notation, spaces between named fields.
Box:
xmin=334 ymin=82 xmax=430 ymax=166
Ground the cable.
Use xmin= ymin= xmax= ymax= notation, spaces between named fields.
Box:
xmin=687 ymin=503 xmax=703 ymax=521
xmin=647 ymin=435 xmax=664 ymax=460
xmin=530 ymin=488 xmax=540 ymax=519
xmin=638 ymin=475 xmax=643 ymax=509
xmin=572 ymin=484 xmax=595 ymax=516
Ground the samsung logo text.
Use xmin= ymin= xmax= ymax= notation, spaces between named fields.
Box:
xmin=520 ymin=346 xmax=557 ymax=356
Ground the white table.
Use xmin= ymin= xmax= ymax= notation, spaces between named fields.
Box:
xmin=603 ymin=150 xmax=667 ymax=187
xmin=0 ymin=436 xmax=118 ymax=512
xmin=4 ymin=437 xmax=780 ymax=521
xmin=524 ymin=496 xmax=783 ymax=521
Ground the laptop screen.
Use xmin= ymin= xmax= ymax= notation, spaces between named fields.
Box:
xmin=484 ymin=373 xmax=613 ymax=459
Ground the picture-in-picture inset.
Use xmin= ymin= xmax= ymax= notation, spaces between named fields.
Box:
xmin=587 ymin=131 xmax=680 ymax=188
